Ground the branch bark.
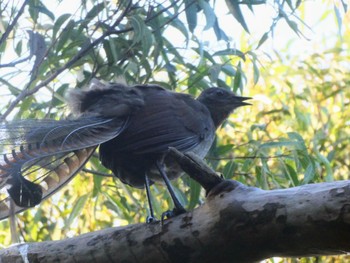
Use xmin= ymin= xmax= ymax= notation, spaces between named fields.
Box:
xmin=0 ymin=151 xmax=349 ymax=263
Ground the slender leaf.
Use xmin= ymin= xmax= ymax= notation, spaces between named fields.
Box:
xmin=53 ymin=14 xmax=71 ymax=40
xmin=130 ymin=15 xmax=145 ymax=44
xmin=225 ymin=0 xmax=250 ymax=33
xmin=185 ymin=0 xmax=197 ymax=33
xmin=65 ymin=194 xmax=89 ymax=229
xmin=198 ymin=0 xmax=216 ymax=30
xmin=257 ymin=32 xmax=269 ymax=49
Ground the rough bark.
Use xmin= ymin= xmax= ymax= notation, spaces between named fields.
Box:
xmin=0 ymin=150 xmax=349 ymax=263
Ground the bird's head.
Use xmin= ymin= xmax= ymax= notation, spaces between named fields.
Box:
xmin=197 ymin=87 xmax=251 ymax=127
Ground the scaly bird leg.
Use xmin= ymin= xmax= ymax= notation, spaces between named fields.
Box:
xmin=144 ymin=173 xmax=157 ymax=223
xmin=156 ymin=160 xmax=186 ymax=221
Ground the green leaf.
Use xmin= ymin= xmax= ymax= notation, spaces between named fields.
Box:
xmin=285 ymin=164 xmax=299 ymax=186
xmin=142 ymin=27 xmax=153 ymax=56
xmin=92 ymin=174 xmax=103 ymax=197
xmin=294 ymin=107 xmax=311 ymax=131
xmin=53 ymin=14 xmax=72 ymax=40
xmin=260 ymin=141 xmax=300 ymax=150
xmin=56 ymin=19 xmax=75 ymax=52
xmin=28 ymin=0 xmax=55 ymax=22
xmin=188 ymin=178 xmax=201 ymax=209
xmin=313 ymin=135 xmax=333 ymax=182
xmin=257 ymin=32 xmax=269 ymax=49
xmin=0 ymin=78 xmax=21 ymax=96
xmin=51 ymin=83 xmax=69 ymax=107
xmin=287 ymin=132 xmax=307 ymax=150
xmin=252 ymin=59 xmax=260 ymax=84
xmin=340 ymin=0 xmax=348 ymax=12
xmin=28 ymin=0 xmax=40 ymax=23
xmin=333 ymin=5 xmax=342 ymax=35
xmin=15 ymin=40 xmax=22 ymax=56
xmin=225 ymin=0 xmax=250 ymax=33
xmin=168 ymin=16 xmax=189 ymax=41
xmin=213 ymin=18 xmax=229 ymax=41
xmin=37 ymin=2 xmax=55 ymax=20
xmin=86 ymin=2 xmax=105 ymax=20
xmin=223 ymin=161 xmax=237 ymax=179
xmin=233 ymin=61 xmax=242 ymax=91
xmin=185 ymin=0 xmax=197 ymax=33
xmin=283 ymin=16 xmax=301 ymax=37
xmin=65 ymin=194 xmax=89 ymax=229
xmin=209 ymin=64 xmax=221 ymax=82
xmin=103 ymin=39 xmax=115 ymax=65
xmin=198 ymin=0 xmax=216 ymax=30
xmin=213 ymin=48 xmax=246 ymax=60
xmin=222 ymin=64 xmax=236 ymax=76
xmin=129 ymin=15 xmax=145 ymax=44
xmin=17 ymin=97 xmax=34 ymax=118
xmin=302 ymin=163 xmax=315 ymax=184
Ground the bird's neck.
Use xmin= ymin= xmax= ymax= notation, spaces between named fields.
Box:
xmin=205 ymin=106 xmax=231 ymax=128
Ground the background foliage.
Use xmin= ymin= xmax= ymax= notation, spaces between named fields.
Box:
xmin=0 ymin=0 xmax=349 ymax=262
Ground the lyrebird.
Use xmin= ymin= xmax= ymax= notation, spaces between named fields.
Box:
xmin=0 ymin=79 xmax=251 ymax=221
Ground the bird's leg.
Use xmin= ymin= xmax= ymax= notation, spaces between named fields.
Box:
xmin=156 ymin=160 xmax=186 ymax=220
xmin=144 ymin=173 xmax=157 ymax=223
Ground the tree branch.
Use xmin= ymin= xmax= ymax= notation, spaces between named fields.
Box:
xmin=0 ymin=2 xmax=133 ymax=121
xmin=0 ymin=151 xmax=349 ymax=263
xmin=0 ymin=0 xmax=28 ymax=47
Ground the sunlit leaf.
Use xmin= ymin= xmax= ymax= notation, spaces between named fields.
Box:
xmin=213 ymin=48 xmax=246 ymax=60
xmin=53 ymin=14 xmax=71 ymax=40
xmin=225 ymin=0 xmax=250 ymax=33
xmin=130 ymin=15 xmax=145 ymax=44
xmin=198 ymin=0 xmax=216 ymax=30
xmin=213 ymin=18 xmax=229 ymax=41
xmin=65 ymin=194 xmax=89 ymax=229
xmin=257 ymin=32 xmax=269 ymax=49
xmin=188 ymin=178 xmax=201 ymax=209
xmin=185 ymin=0 xmax=197 ymax=33
xmin=56 ymin=19 xmax=75 ymax=52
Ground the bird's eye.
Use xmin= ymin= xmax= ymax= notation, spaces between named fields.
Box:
xmin=216 ymin=90 xmax=224 ymax=96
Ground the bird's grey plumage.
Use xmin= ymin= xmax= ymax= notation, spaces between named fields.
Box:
xmin=0 ymin=79 xmax=251 ymax=220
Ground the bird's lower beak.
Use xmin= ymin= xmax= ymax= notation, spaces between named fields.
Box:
xmin=235 ymin=96 xmax=252 ymax=106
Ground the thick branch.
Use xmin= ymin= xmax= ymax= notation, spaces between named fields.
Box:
xmin=0 ymin=179 xmax=349 ymax=262
xmin=1 ymin=150 xmax=349 ymax=262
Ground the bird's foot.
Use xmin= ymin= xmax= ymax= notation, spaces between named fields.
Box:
xmin=146 ymin=215 xmax=159 ymax=223
xmin=161 ymin=207 xmax=186 ymax=222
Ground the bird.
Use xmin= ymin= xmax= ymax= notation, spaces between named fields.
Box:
xmin=0 ymin=79 xmax=251 ymax=221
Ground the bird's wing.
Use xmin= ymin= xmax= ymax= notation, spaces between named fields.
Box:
xmin=0 ymin=116 xmax=128 ymax=219
xmin=111 ymin=86 xmax=215 ymax=154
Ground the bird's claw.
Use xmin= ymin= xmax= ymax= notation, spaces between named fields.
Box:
xmin=161 ymin=207 xmax=186 ymax=222
xmin=146 ymin=215 xmax=159 ymax=223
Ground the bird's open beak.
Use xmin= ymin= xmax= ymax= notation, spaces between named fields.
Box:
xmin=234 ymin=96 xmax=252 ymax=106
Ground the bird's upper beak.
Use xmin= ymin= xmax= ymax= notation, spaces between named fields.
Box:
xmin=232 ymin=96 xmax=252 ymax=107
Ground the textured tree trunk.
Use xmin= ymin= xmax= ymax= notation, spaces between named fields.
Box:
xmin=0 ymin=150 xmax=349 ymax=263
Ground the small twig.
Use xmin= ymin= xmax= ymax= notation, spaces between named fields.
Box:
xmin=0 ymin=0 xmax=28 ymax=47
xmin=0 ymin=2 xmax=133 ymax=121
xmin=0 ymin=56 xmax=31 ymax=68
xmin=206 ymin=154 xmax=292 ymax=161
xmin=82 ymin=168 xmax=112 ymax=177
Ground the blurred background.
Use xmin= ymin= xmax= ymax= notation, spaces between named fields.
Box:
xmin=0 ymin=1 xmax=349 ymax=262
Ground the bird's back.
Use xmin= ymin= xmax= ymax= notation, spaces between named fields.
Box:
xmin=99 ymin=85 xmax=215 ymax=188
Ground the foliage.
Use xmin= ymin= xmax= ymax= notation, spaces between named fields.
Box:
xmin=0 ymin=0 xmax=349 ymax=262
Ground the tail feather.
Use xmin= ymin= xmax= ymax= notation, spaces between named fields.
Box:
xmin=0 ymin=116 xmax=129 ymax=220
xmin=0 ymin=147 xmax=96 ymax=220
